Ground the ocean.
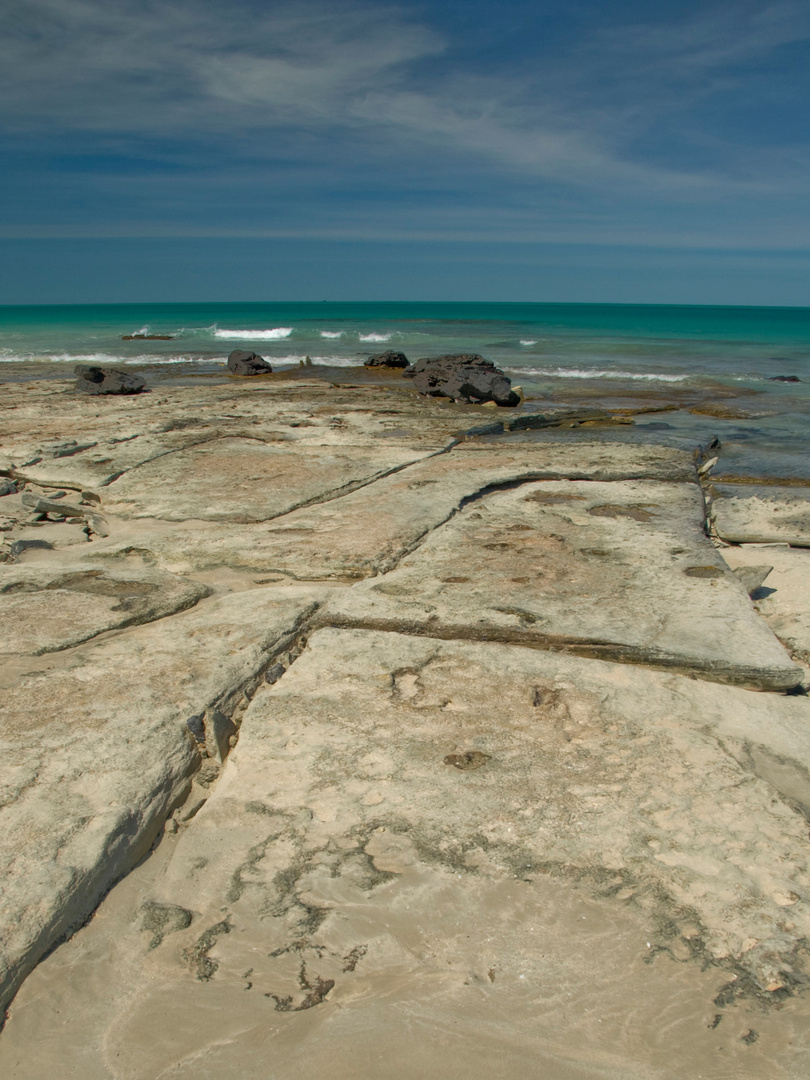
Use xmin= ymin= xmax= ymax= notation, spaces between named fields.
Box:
xmin=1 ymin=301 xmax=808 ymax=481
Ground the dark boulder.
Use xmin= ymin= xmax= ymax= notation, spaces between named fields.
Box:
xmin=227 ymin=350 xmax=272 ymax=376
xmin=407 ymin=353 xmax=520 ymax=407
xmin=121 ymin=334 xmax=173 ymax=340
xmin=74 ymin=366 xmax=147 ymax=396
xmin=364 ymin=350 xmax=410 ymax=369
xmin=768 ymin=375 xmax=801 ymax=383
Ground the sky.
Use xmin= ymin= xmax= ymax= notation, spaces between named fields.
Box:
xmin=1 ymin=0 xmax=809 ymax=305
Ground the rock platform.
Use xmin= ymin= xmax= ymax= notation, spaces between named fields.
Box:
xmin=1 ymin=376 xmax=809 ymax=1078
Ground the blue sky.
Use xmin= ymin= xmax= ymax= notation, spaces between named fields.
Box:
xmin=1 ymin=0 xmax=809 ymax=304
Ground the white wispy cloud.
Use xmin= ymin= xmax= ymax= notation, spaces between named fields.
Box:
xmin=2 ymin=0 xmax=809 ymax=245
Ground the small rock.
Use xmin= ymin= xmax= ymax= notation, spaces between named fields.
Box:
xmin=264 ymin=662 xmax=286 ymax=685
xmin=444 ymin=750 xmax=490 ymax=771
xmin=52 ymin=442 xmax=98 ymax=458
xmin=772 ymin=889 xmax=800 ymax=907
xmin=0 ymin=480 xmax=17 ymax=497
xmin=122 ymin=333 xmax=173 ymax=341
xmin=84 ymin=513 xmax=110 ymax=538
xmin=186 ymin=714 xmax=206 ymax=745
xmin=21 ymin=494 xmax=85 ymax=518
xmin=74 ymin=365 xmax=147 ymax=395
xmin=205 ymin=707 xmax=237 ymax=764
xmin=769 ymin=375 xmax=800 ymax=382
xmin=732 ymin=565 xmax=773 ymax=596
xmin=227 ymin=350 xmax=272 ymax=376
xmin=80 ymin=491 xmax=101 ymax=505
xmin=9 ymin=539 xmax=54 ymax=559
xmin=364 ymin=350 xmax=410 ymax=369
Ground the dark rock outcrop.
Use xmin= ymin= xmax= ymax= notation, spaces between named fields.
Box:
xmin=364 ymin=350 xmax=410 ymax=369
xmin=121 ymin=334 xmax=174 ymax=341
xmin=75 ymin=366 xmax=147 ymax=396
xmin=769 ymin=375 xmax=801 ymax=383
xmin=405 ymin=353 xmax=520 ymax=407
xmin=227 ymin=350 xmax=272 ymax=376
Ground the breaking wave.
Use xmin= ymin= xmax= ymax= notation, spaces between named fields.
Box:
xmin=359 ymin=332 xmax=393 ymax=343
xmin=0 ymin=350 xmax=208 ymax=366
xmin=505 ymin=366 xmax=689 ymax=383
xmin=214 ymin=327 xmax=293 ymax=340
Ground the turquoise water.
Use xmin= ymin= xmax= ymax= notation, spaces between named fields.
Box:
xmin=1 ymin=301 xmax=809 ymax=380
xmin=2 ymin=301 xmax=808 ymax=479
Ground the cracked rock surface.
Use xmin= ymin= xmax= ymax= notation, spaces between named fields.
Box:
xmin=711 ymin=483 xmax=810 ymax=546
xmin=324 ymin=478 xmax=801 ymax=689
xmin=0 ymin=584 xmax=326 ymax=1012
xmin=1 ymin=376 xmax=810 ymax=1079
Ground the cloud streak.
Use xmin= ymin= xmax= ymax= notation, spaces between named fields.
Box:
xmin=1 ymin=0 xmax=810 ymax=253
xmin=2 ymin=0 xmax=807 ymax=190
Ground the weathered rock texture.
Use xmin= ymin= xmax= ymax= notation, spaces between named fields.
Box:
xmin=226 ymin=350 xmax=272 ymax=376
xmin=0 ymin=585 xmax=325 ymax=1013
xmin=90 ymin=442 xmax=696 ymax=578
xmin=0 ymin=565 xmax=210 ymax=654
xmin=1 ymin=376 xmax=810 ymax=1078
xmin=324 ymin=478 xmax=801 ymax=689
xmin=74 ymin=365 xmax=147 ymax=395
xmin=4 ymin=629 xmax=810 ymax=1080
xmin=711 ymin=483 xmax=810 ymax=546
xmin=364 ymin=350 xmax=410 ymax=368
xmin=102 ymin=437 xmax=432 ymax=523
xmin=407 ymin=354 xmax=520 ymax=407
xmin=721 ymin=544 xmax=810 ymax=665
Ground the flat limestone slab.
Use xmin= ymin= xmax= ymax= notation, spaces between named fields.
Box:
xmin=102 ymin=437 xmax=431 ymax=522
xmin=0 ymin=585 xmax=326 ymax=1014
xmin=0 ymin=380 xmax=479 ymax=489
xmin=721 ymin=544 xmax=810 ymax=667
xmin=90 ymin=442 xmax=696 ymax=578
xmin=0 ymin=564 xmax=211 ymax=655
xmin=143 ymin=628 xmax=810 ymax=987
xmin=10 ymin=629 xmax=809 ymax=1079
xmin=325 ymin=478 xmax=801 ymax=689
xmin=711 ymin=484 xmax=810 ymax=546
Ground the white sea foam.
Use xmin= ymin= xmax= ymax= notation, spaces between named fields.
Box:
xmin=359 ymin=332 xmax=392 ymax=343
xmin=271 ymin=355 xmax=362 ymax=367
xmin=320 ymin=330 xmax=343 ymax=339
xmin=506 ymin=366 xmax=688 ymax=383
xmin=0 ymin=351 xmax=207 ymax=366
xmin=519 ymin=339 xmax=537 ymax=346
xmin=214 ymin=327 xmax=293 ymax=340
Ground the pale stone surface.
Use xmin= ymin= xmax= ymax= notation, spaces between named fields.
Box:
xmin=102 ymin=437 xmax=432 ymax=522
xmin=0 ymin=564 xmax=210 ymax=654
xmin=2 ymin=828 xmax=802 ymax=1080
xmin=5 ymin=629 xmax=809 ymax=1079
xmin=721 ymin=544 xmax=810 ymax=666
xmin=152 ymin=627 xmax=810 ymax=987
xmin=325 ymin=479 xmax=802 ymax=688
xmin=3 ymin=378 xmax=810 ymax=1076
xmin=0 ymin=379 xmax=478 ymax=489
xmin=88 ymin=442 xmax=696 ymax=577
xmin=711 ymin=484 xmax=810 ymax=546
xmin=0 ymin=585 xmax=326 ymax=1013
